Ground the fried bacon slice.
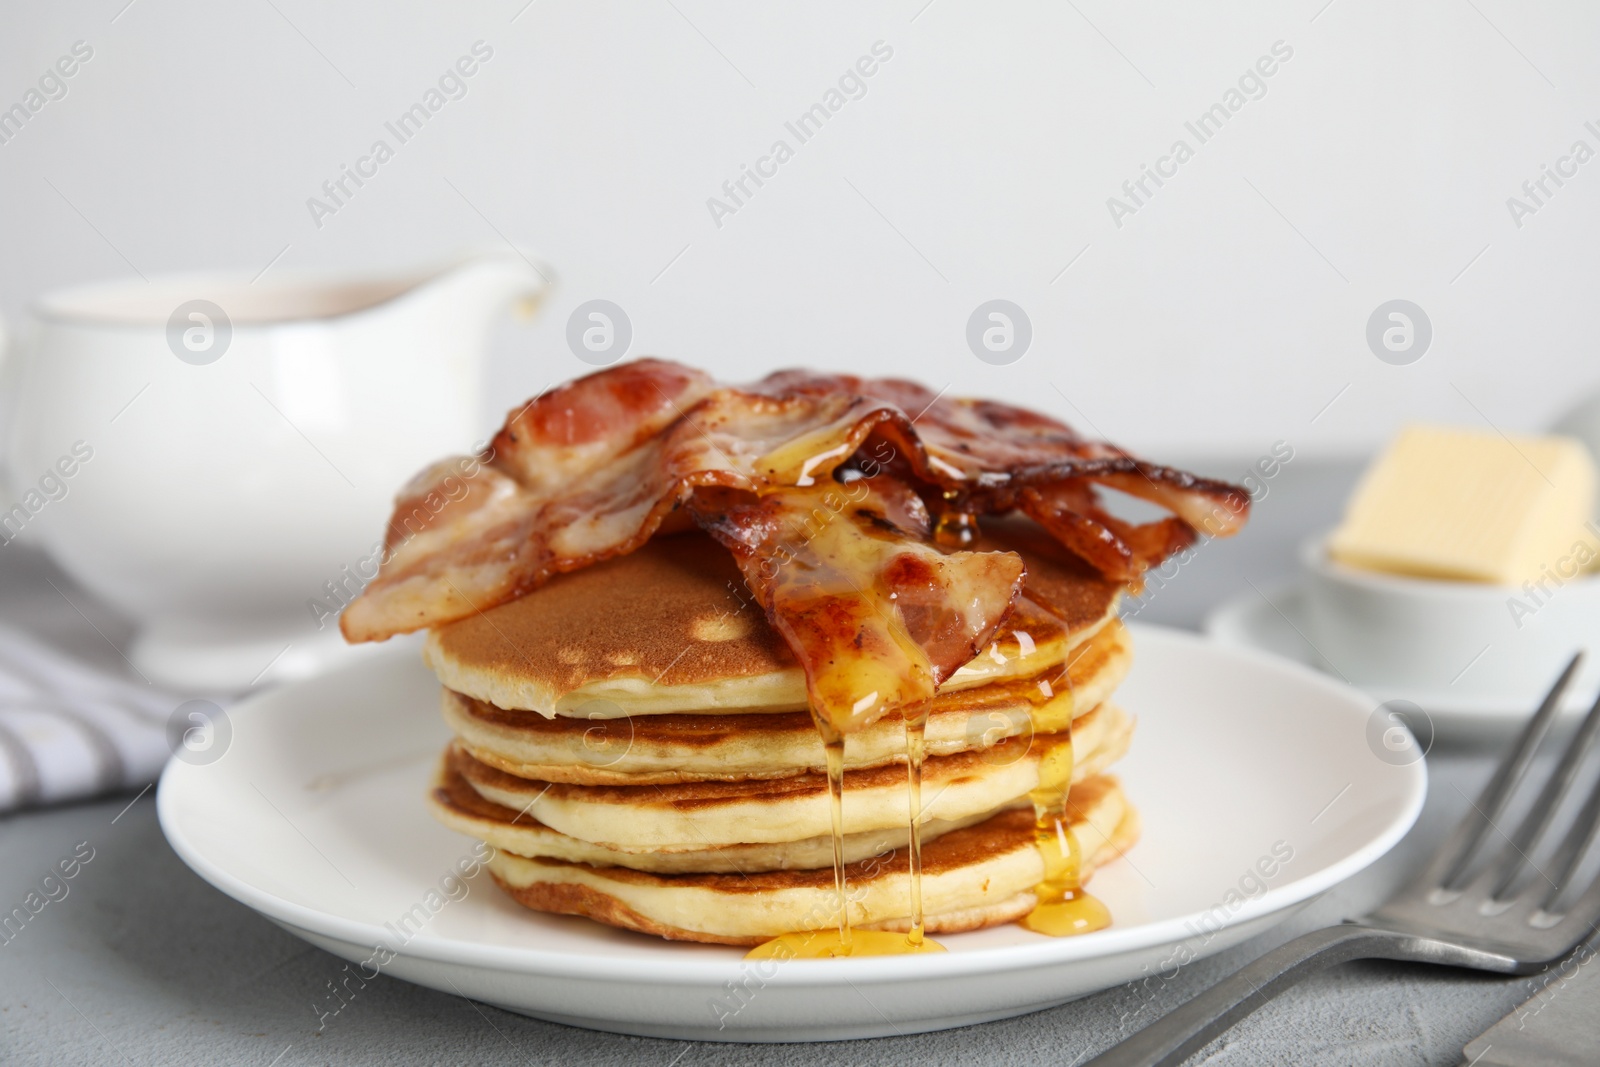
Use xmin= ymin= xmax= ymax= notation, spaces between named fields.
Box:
xmin=691 ymin=478 xmax=1024 ymax=733
xmin=341 ymin=359 xmax=719 ymax=639
xmin=344 ymin=363 xmax=1254 ymax=723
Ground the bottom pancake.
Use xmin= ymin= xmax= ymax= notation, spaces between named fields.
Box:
xmin=483 ymin=775 xmax=1137 ymax=945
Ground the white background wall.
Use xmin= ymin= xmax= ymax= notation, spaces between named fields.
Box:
xmin=2 ymin=0 xmax=1598 ymax=460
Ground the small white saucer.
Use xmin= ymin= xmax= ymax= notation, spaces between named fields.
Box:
xmin=1204 ymin=584 xmax=1599 ymax=737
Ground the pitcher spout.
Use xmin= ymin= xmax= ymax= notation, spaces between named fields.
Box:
xmin=401 ymin=251 xmax=553 ymax=329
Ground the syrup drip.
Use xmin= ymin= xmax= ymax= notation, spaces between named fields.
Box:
xmin=744 ymin=483 xmax=982 ymax=959
xmin=933 ymin=510 xmax=977 ymax=547
xmin=745 ymin=713 xmax=944 ymax=959
xmin=746 ymin=928 xmax=944 ymax=959
xmin=821 ymin=723 xmax=851 ymax=951
xmin=903 ymin=700 xmax=931 ymax=947
xmin=1019 ymin=651 xmax=1111 ymax=937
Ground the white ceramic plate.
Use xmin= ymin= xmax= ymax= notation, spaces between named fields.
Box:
xmin=158 ymin=623 xmax=1425 ymax=1043
xmin=1205 ymin=584 xmax=1595 ymax=738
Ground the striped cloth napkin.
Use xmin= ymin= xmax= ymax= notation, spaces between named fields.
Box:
xmin=0 ymin=622 xmax=180 ymax=811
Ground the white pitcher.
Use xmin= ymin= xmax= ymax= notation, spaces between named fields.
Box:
xmin=0 ymin=252 xmax=550 ymax=690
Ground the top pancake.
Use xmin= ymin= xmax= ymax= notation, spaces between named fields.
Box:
xmin=425 ymin=520 xmax=1123 ymax=715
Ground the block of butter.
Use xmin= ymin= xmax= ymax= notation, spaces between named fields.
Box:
xmin=1328 ymin=424 xmax=1599 ymax=584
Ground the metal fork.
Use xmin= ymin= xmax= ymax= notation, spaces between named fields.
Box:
xmin=1087 ymin=653 xmax=1600 ymax=1067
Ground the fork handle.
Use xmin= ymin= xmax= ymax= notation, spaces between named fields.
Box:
xmin=1083 ymin=924 xmax=1420 ymax=1067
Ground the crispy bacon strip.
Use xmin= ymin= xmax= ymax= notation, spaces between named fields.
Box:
xmin=341 ymin=359 xmax=1249 ymax=645
xmin=1017 ymin=480 xmax=1217 ymax=586
xmin=690 ymin=478 xmax=1024 ymax=732
xmin=341 ymin=359 xmax=720 ymax=640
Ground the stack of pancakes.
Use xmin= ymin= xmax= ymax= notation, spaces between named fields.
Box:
xmin=427 ymin=526 xmax=1141 ymax=945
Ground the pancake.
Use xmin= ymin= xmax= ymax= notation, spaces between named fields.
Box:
xmin=419 ymin=520 xmax=1141 ymax=947
xmin=484 ymin=775 xmax=1137 ymax=945
xmin=431 ymin=753 xmax=1011 ymax=874
xmin=444 ymin=702 xmax=1132 ymax=851
xmin=424 ymin=526 xmax=1122 ymax=717
xmin=365 ymin=364 xmax=1213 ymax=951
xmin=442 ymin=619 xmax=1132 ymax=785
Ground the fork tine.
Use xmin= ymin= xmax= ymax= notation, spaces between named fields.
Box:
xmin=1430 ymin=653 xmax=1583 ymax=891
xmin=1538 ymin=744 xmax=1600 ymax=912
xmin=1486 ymin=683 xmax=1600 ymax=899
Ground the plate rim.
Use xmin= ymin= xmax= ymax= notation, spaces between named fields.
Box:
xmin=158 ymin=622 xmax=1426 ymax=987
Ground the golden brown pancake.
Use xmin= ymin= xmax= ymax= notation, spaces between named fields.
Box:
xmin=441 ymin=702 xmax=1132 ymax=852
xmin=483 ymin=775 xmax=1137 ymax=945
xmin=442 ymin=620 xmax=1132 ymax=784
xmin=424 ymin=528 xmax=1122 ymax=716
xmin=420 ymin=520 xmax=1141 ymax=947
xmin=430 ymin=701 xmax=1129 ymax=870
xmin=431 ymin=753 xmax=1007 ymax=873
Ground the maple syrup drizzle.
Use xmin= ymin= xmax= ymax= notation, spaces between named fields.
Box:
xmin=747 ymin=927 xmax=943 ymax=959
xmin=1019 ymin=644 xmax=1111 ymax=937
xmin=913 ymin=501 xmax=1103 ymax=947
xmin=934 ymin=505 xmax=1107 ymax=940
xmin=745 ymin=484 xmax=951 ymax=959
xmin=745 ymin=707 xmax=946 ymax=959
xmin=903 ymin=700 xmax=931 ymax=947
xmin=821 ymin=723 xmax=851 ymax=951
xmin=933 ymin=510 xmax=977 ymax=548
xmin=739 ymin=492 xmax=1126 ymax=959
xmin=747 ymin=492 xmax=1113 ymax=956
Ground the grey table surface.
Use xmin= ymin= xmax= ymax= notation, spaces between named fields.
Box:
xmin=0 ymin=458 xmax=1582 ymax=1066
